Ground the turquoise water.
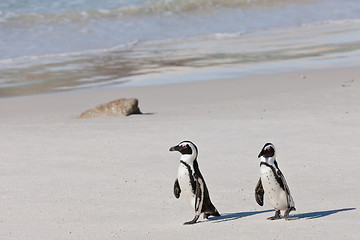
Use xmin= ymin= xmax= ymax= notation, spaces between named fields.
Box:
xmin=1 ymin=0 xmax=360 ymax=97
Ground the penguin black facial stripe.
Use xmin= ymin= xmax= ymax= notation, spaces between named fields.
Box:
xmin=180 ymin=160 xmax=197 ymax=194
xmin=258 ymin=143 xmax=275 ymax=158
xmin=170 ymin=143 xmax=193 ymax=155
xmin=179 ymin=145 xmax=192 ymax=155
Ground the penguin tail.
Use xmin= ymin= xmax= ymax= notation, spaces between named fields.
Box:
xmin=203 ymin=208 xmax=221 ymax=219
xmin=213 ymin=209 xmax=221 ymax=217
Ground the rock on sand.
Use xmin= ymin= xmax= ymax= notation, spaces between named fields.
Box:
xmin=77 ymin=98 xmax=141 ymax=119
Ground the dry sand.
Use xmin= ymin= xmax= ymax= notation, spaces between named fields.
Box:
xmin=0 ymin=66 xmax=359 ymax=239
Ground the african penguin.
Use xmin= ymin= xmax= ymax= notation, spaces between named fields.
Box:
xmin=255 ymin=143 xmax=296 ymax=220
xmin=169 ymin=140 xmax=220 ymax=224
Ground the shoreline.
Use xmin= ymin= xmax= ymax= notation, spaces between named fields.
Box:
xmin=0 ymin=66 xmax=359 ymax=239
xmin=1 ymin=65 xmax=359 ymax=115
xmin=2 ymin=17 xmax=360 ymax=99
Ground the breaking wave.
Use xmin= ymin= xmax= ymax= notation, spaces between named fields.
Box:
xmin=0 ymin=0 xmax=316 ymax=26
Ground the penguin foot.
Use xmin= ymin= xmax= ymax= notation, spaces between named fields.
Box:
xmin=183 ymin=221 xmax=196 ymax=225
xmin=183 ymin=215 xmax=200 ymax=225
xmin=267 ymin=210 xmax=281 ymax=220
xmin=284 ymin=207 xmax=296 ymax=220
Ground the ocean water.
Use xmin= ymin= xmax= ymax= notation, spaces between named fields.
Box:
xmin=1 ymin=0 xmax=360 ymax=97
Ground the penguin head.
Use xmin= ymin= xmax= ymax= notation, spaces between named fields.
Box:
xmin=258 ymin=143 xmax=276 ymax=158
xmin=169 ymin=140 xmax=198 ymax=160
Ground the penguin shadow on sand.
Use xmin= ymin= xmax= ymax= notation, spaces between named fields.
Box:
xmin=208 ymin=209 xmax=273 ymax=223
xmin=206 ymin=208 xmax=356 ymax=223
xmin=290 ymin=207 xmax=356 ymax=220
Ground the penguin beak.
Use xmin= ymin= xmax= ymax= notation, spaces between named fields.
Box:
xmin=169 ymin=145 xmax=180 ymax=152
xmin=258 ymin=148 xmax=267 ymax=158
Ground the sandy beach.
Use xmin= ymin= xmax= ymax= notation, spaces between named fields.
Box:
xmin=0 ymin=66 xmax=359 ymax=239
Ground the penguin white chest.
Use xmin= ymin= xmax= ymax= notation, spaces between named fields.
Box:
xmin=260 ymin=165 xmax=288 ymax=210
xmin=178 ymin=164 xmax=196 ymax=209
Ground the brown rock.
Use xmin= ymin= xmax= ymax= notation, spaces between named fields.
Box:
xmin=77 ymin=98 xmax=141 ymax=119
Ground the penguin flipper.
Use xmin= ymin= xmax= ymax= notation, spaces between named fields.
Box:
xmin=273 ymin=161 xmax=286 ymax=191
xmin=189 ymin=174 xmax=204 ymax=224
xmin=255 ymin=178 xmax=264 ymax=206
xmin=194 ymin=175 xmax=204 ymax=213
xmin=274 ymin=165 xmax=295 ymax=208
xmin=173 ymin=178 xmax=181 ymax=198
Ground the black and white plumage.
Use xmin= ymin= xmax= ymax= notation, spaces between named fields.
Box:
xmin=255 ymin=143 xmax=296 ymax=220
xmin=169 ymin=141 xmax=220 ymax=224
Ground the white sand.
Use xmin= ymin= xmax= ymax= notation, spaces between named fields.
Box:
xmin=1 ymin=67 xmax=359 ymax=239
